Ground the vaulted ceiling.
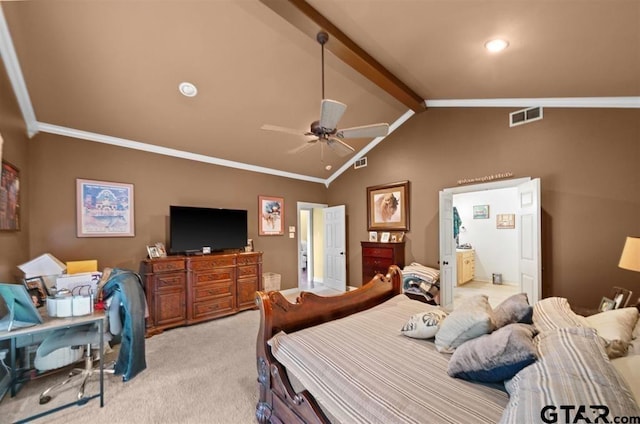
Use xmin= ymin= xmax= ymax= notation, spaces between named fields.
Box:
xmin=1 ymin=1 xmax=638 ymax=184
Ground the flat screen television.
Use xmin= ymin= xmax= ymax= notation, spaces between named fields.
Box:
xmin=169 ymin=205 xmax=248 ymax=255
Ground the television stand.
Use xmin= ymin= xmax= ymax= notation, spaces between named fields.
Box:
xmin=141 ymin=251 xmax=263 ymax=336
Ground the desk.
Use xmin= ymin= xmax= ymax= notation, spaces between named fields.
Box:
xmin=0 ymin=311 xmax=105 ymax=423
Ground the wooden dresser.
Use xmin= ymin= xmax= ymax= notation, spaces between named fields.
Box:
xmin=456 ymin=249 xmax=475 ymax=285
xmin=361 ymin=241 xmax=405 ymax=284
xmin=141 ymin=251 xmax=262 ymax=336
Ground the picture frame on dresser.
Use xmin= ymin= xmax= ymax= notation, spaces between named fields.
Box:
xmin=366 ymin=181 xmax=410 ymax=231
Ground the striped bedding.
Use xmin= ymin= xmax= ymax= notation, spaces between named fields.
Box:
xmin=269 ymin=294 xmax=509 ymax=424
xmin=501 ymin=327 xmax=640 ymax=422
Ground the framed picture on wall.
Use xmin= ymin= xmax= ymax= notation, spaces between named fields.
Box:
xmin=0 ymin=161 xmax=20 ymax=231
xmin=473 ymin=205 xmax=490 ymax=219
xmin=366 ymin=181 xmax=410 ymax=231
xmin=259 ymin=195 xmax=284 ymax=236
xmin=496 ymin=213 xmax=515 ymax=229
xmin=76 ymin=179 xmax=135 ymax=237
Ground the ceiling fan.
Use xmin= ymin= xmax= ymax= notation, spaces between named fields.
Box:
xmin=261 ymin=31 xmax=389 ymax=159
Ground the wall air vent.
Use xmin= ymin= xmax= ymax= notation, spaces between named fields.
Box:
xmin=354 ymin=157 xmax=367 ymax=169
xmin=509 ymin=106 xmax=543 ymax=127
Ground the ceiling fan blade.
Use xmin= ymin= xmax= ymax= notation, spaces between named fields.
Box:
xmin=287 ymin=139 xmax=318 ymax=154
xmin=326 ymin=137 xmax=355 ymax=157
xmin=319 ymin=99 xmax=347 ymax=130
xmin=261 ymin=124 xmax=312 ymax=137
xmin=336 ymin=123 xmax=389 ymax=139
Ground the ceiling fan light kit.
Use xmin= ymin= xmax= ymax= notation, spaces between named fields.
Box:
xmin=260 ymin=31 xmax=389 ymax=163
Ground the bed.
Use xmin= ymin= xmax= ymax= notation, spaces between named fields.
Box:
xmin=255 ymin=266 xmax=640 ymax=423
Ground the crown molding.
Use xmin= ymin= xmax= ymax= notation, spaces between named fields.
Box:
xmin=36 ymin=122 xmax=327 ymax=184
xmin=0 ymin=5 xmax=38 ymax=137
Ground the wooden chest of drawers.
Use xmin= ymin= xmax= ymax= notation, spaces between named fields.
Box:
xmin=142 ymin=251 xmax=262 ymax=335
xmin=361 ymin=241 xmax=405 ymax=284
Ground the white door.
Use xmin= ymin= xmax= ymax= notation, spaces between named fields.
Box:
xmin=323 ymin=205 xmax=346 ymax=292
xmin=439 ymin=191 xmax=456 ymax=310
xmin=517 ymin=178 xmax=542 ymax=303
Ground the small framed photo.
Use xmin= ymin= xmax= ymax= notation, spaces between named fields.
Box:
xmin=393 ymin=232 xmax=405 ymax=242
xmin=599 ymin=297 xmax=616 ymax=312
xmin=155 ymin=242 xmax=167 ymax=257
xmin=23 ymin=276 xmax=48 ymax=308
xmin=473 ymin=205 xmax=490 ymax=219
xmin=368 ymin=231 xmax=378 ymax=242
xmin=496 ymin=213 xmax=515 ymax=229
xmin=380 ymin=232 xmax=391 ymax=243
xmin=147 ymin=245 xmax=161 ymax=259
xmin=390 ymin=234 xmax=398 ymax=242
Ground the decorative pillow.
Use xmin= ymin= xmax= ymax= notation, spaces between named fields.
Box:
xmin=435 ymin=294 xmax=494 ymax=353
xmin=585 ymin=307 xmax=639 ymax=344
xmin=492 ymin=293 xmax=533 ymax=329
xmin=400 ymin=309 xmax=448 ymax=339
xmin=628 ymin=316 xmax=640 ymax=356
xmin=584 ymin=307 xmax=639 ymax=358
xmin=447 ymin=323 xmax=537 ymax=383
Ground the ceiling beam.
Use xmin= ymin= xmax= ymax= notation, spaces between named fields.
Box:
xmin=259 ymin=0 xmax=426 ymax=113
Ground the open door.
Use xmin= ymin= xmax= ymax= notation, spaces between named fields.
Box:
xmin=323 ymin=205 xmax=346 ymax=292
xmin=439 ymin=191 xmax=456 ymax=309
xmin=439 ymin=177 xmax=542 ymax=309
xmin=517 ymin=178 xmax=541 ymax=303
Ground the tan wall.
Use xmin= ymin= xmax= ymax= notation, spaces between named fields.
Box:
xmin=27 ymin=134 xmax=328 ymax=290
xmin=328 ymin=107 xmax=640 ymax=309
xmin=0 ymin=62 xmax=30 ymax=281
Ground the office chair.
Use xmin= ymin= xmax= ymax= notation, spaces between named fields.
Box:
xmin=34 ymin=292 xmax=123 ymax=404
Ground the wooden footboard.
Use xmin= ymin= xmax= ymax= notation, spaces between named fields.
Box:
xmin=255 ymin=265 xmax=403 ymax=424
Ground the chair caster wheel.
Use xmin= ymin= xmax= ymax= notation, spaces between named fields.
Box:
xmin=39 ymin=395 xmax=52 ymax=405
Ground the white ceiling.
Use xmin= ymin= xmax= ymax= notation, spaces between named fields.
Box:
xmin=1 ymin=1 xmax=638 ymax=185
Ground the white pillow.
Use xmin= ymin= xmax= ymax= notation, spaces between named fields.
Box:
xmin=629 ymin=316 xmax=640 ymax=356
xmin=435 ymin=295 xmax=494 ymax=353
xmin=585 ymin=307 xmax=639 ymax=344
xmin=611 ymin=355 xmax=640 ymax=403
xmin=400 ymin=309 xmax=448 ymax=339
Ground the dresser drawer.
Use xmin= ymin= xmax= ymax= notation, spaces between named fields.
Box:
xmin=193 ymin=269 xmax=235 ymax=286
xmin=194 ymin=280 xmax=233 ymax=300
xmin=154 ymin=273 xmax=186 ymax=291
xmin=193 ymin=296 xmax=234 ymax=319
xmin=237 ymin=265 xmax=258 ymax=278
xmin=363 ymin=256 xmax=393 ymax=268
xmin=362 ymin=247 xmax=394 ymax=259
xmin=189 ymin=255 xmax=236 ymax=271
xmin=150 ymin=259 xmax=185 ymax=273
xmin=237 ymin=254 xmax=260 ymax=266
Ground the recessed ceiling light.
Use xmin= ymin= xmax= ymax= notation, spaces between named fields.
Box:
xmin=179 ymin=82 xmax=198 ymax=97
xmin=325 ymin=165 xmax=332 ymax=171
xmin=484 ymin=39 xmax=509 ymax=53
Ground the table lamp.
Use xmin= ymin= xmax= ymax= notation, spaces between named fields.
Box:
xmin=619 ymin=236 xmax=640 ymax=272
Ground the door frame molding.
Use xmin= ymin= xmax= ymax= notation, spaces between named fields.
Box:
xmin=440 ymin=177 xmax=535 ymax=308
xmin=297 ymin=201 xmax=328 ymax=289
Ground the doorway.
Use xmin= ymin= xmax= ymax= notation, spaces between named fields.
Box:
xmin=439 ymin=178 xmax=541 ymax=310
xmin=297 ymin=202 xmax=327 ymax=290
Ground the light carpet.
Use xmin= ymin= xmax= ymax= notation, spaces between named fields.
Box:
xmin=1 ymin=310 xmax=260 ymax=423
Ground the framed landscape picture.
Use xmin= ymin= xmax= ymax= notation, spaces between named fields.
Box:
xmin=473 ymin=205 xmax=490 ymax=219
xmin=76 ymin=179 xmax=135 ymax=237
xmin=259 ymin=195 xmax=284 ymax=236
xmin=367 ymin=181 xmax=410 ymax=231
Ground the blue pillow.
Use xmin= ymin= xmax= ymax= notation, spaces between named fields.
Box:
xmin=447 ymin=323 xmax=537 ymax=383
